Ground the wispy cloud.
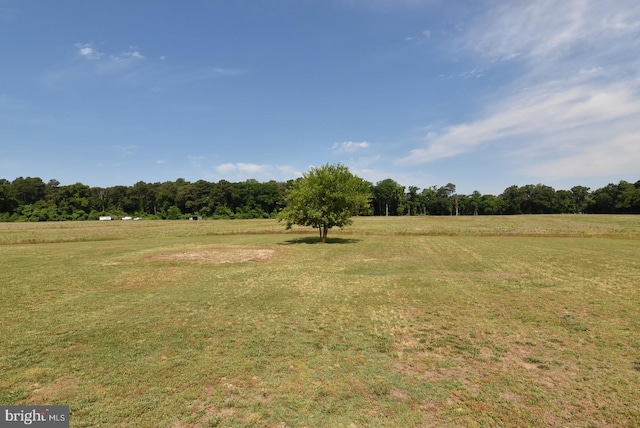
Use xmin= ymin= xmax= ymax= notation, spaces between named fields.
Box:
xmin=403 ymin=79 xmax=640 ymax=166
xmin=211 ymin=162 xmax=301 ymax=181
xmin=184 ymin=158 xmax=301 ymax=183
xmin=75 ymin=43 xmax=145 ymax=65
xmin=439 ymin=67 xmax=484 ymax=80
xmin=332 ymin=141 xmax=370 ymax=153
xmin=215 ymin=162 xmax=270 ymax=175
xmin=43 ymin=42 xmax=149 ymax=86
xmin=405 ymin=28 xmax=433 ymax=43
xmin=75 ymin=43 xmax=103 ymax=60
xmin=522 ymin=130 xmax=640 ymax=180
xmin=46 ymin=42 xmax=244 ymax=89
xmin=276 ymin=165 xmax=303 ymax=178
xmin=113 ymin=145 xmax=139 ymax=157
xmin=466 ymin=0 xmax=640 ymax=67
xmin=403 ymin=0 xmax=640 ymax=182
xmin=108 ymin=49 xmax=145 ymax=66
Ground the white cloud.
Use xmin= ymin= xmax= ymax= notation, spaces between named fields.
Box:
xmin=405 ymin=29 xmax=433 ymax=43
xmin=67 ymin=43 xmax=241 ymax=88
xmin=402 ymin=79 xmax=640 ymax=169
xmin=332 ymin=141 xmax=370 ymax=152
xmin=102 ymin=51 xmax=145 ymax=74
xmin=464 ymin=0 xmax=640 ymax=79
xmin=127 ymin=50 xmax=144 ymax=60
xmin=214 ymin=162 xmax=273 ymax=175
xmin=277 ymin=165 xmax=303 ymax=178
xmin=73 ymin=42 xmax=146 ymax=74
xmin=457 ymin=67 xmax=483 ymax=79
xmin=211 ymin=162 xmax=301 ymax=181
xmin=523 ymin=131 xmax=640 ymax=180
xmin=109 ymin=46 xmax=145 ymax=62
xmin=236 ymin=163 xmax=269 ymax=174
xmin=215 ymin=163 xmax=236 ymax=174
xmin=467 ymin=1 xmax=638 ymax=61
xmin=75 ymin=43 xmax=103 ymax=60
xmin=402 ymin=0 xmax=640 ymax=183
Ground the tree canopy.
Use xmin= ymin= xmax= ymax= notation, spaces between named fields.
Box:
xmin=0 ymin=175 xmax=638 ymax=222
xmin=278 ymin=164 xmax=372 ymax=242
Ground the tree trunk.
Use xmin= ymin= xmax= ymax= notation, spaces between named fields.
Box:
xmin=321 ymin=225 xmax=328 ymax=243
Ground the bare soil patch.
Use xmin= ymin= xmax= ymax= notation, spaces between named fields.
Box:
xmin=149 ymin=247 xmax=277 ymax=264
xmin=27 ymin=375 xmax=78 ymax=404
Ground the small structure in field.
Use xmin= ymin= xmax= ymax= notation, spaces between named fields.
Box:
xmin=99 ymin=216 xmax=113 ymax=221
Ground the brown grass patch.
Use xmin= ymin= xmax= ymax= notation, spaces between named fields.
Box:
xmin=26 ymin=375 xmax=78 ymax=404
xmin=149 ymin=247 xmax=277 ymax=264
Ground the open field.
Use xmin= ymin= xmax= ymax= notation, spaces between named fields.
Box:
xmin=1 ymin=216 xmax=640 ymax=427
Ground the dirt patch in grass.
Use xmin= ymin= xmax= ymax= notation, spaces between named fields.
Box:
xmin=148 ymin=247 xmax=277 ymax=264
xmin=26 ymin=375 xmax=78 ymax=404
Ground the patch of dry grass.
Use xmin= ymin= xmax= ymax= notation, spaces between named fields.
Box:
xmin=146 ymin=247 xmax=277 ymax=264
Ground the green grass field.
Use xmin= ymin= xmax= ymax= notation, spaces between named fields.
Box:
xmin=1 ymin=216 xmax=639 ymax=427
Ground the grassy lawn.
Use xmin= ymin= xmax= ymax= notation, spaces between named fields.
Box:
xmin=1 ymin=216 xmax=639 ymax=427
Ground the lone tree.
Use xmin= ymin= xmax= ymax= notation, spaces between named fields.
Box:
xmin=278 ymin=163 xmax=372 ymax=242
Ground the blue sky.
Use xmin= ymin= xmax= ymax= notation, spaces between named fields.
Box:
xmin=1 ymin=0 xmax=639 ymax=194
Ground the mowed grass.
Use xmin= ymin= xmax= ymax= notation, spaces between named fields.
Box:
xmin=1 ymin=216 xmax=639 ymax=427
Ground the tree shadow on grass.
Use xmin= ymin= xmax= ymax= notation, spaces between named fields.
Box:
xmin=279 ymin=236 xmax=362 ymax=245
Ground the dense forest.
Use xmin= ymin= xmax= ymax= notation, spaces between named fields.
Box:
xmin=0 ymin=176 xmax=638 ymax=221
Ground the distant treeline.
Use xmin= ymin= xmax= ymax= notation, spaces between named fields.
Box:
xmin=0 ymin=177 xmax=638 ymax=221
